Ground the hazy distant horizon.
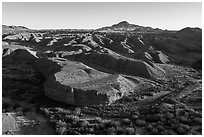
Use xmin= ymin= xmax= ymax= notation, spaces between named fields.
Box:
xmin=2 ymin=2 xmax=202 ymax=30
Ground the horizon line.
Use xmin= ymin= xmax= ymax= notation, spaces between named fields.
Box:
xmin=2 ymin=23 xmax=202 ymax=31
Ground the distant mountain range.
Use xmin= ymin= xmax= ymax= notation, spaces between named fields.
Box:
xmin=2 ymin=21 xmax=202 ymax=35
xmin=96 ymin=21 xmax=164 ymax=33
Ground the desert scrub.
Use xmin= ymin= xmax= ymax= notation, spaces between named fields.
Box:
xmin=144 ymin=114 xmax=162 ymax=122
xmin=79 ymin=120 xmax=89 ymax=128
xmin=55 ymin=107 xmax=72 ymax=115
xmin=135 ymin=119 xmax=146 ymax=127
xmin=112 ymin=120 xmax=121 ymax=128
xmin=116 ymin=126 xmax=125 ymax=134
xmin=100 ymin=119 xmax=112 ymax=128
xmin=94 ymin=117 xmax=102 ymax=123
xmin=131 ymin=114 xmax=139 ymax=120
xmin=178 ymin=116 xmax=191 ymax=125
xmin=150 ymin=127 xmax=159 ymax=135
xmin=122 ymin=118 xmax=131 ymax=125
xmin=57 ymin=126 xmax=67 ymax=135
xmin=176 ymin=127 xmax=187 ymax=134
xmin=73 ymin=107 xmax=82 ymax=116
xmin=105 ymin=127 xmax=116 ymax=135
xmin=125 ymin=127 xmax=135 ymax=135
xmin=56 ymin=120 xmax=67 ymax=127
xmin=192 ymin=118 xmax=202 ymax=125
xmin=64 ymin=115 xmax=79 ymax=123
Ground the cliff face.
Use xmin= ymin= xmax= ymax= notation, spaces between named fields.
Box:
xmin=34 ymin=57 xmax=137 ymax=106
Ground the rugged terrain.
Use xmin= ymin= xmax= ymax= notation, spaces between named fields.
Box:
xmin=2 ymin=21 xmax=202 ymax=135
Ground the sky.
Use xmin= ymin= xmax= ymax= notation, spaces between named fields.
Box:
xmin=2 ymin=2 xmax=202 ymax=30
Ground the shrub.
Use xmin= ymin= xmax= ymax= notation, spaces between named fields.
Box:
xmin=101 ymin=119 xmax=111 ymax=128
xmin=131 ymin=115 xmax=139 ymax=120
xmin=176 ymin=127 xmax=186 ymax=135
xmin=113 ymin=121 xmax=121 ymax=128
xmin=65 ymin=115 xmax=79 ymax=122
xmin=95 ymin=117 xmax=102 ymax=123
xmin=58 ymin=126 xmax=67 ymax=135
xmin=116 ymin=126 xmax=124 ymax=135
xmin=106 ymin=127 xmax=116 ymax=135
xmin=151 ymin=127 xmax=159 ymax=135
xmin=88 ymin=127 xmax=94 ymax=133
xmin=193 ymin=118 xmax=202 ymax=125
xmin=135 ymin=119 xmax=146 ymax=127
xmin=74 ymin=107 xmax=81 ymax=116
xmin=80 ymin=120 xmax=89 ymax=128
xmin=122 ymin=118 xmax=131 ymax=125
xmin=125 ymin=127 xmax=135 ymax=135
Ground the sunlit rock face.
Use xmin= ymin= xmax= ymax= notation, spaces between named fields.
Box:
xmin=35 ymin=58 xmax=136 ymax=106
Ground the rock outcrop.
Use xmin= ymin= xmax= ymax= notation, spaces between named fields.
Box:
xmin=2 ymin=25 xmax=30 ymax=36
xmin=35 ymin=58 xmax=136 ymax=106
xmin=4 ymin=32 xmax=41 ymax=42
xmin=3 ymin=49 xmax=37 ymax=64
